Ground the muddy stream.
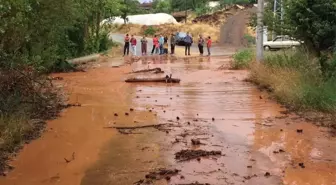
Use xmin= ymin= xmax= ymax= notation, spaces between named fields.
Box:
xmin=0 ymin=55 xmax=335 ymax=185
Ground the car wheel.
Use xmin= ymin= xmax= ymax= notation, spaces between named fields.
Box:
xmin=291 ymin=46 xmax=296 ymax=50
xmin=264 ymin=46 xmax=271 ymax=51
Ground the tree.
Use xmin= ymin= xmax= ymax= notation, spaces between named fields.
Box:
xmin=0 ymin=0 xmax=122 ymax=71
xmin=285 ymin=0 xmax=336 ymax=74
xmin=0 ymin=0 xmax=81 ymax=70
xmin=78 ymin=0 xmax=121 ymax=54
xmin=152 ymin=0 xmax=172 ymax=13
xmin=218 ymin=0 xmax=256 ymax=9
xmin=171 ymin=0 xmax=209 ymax=12
xmin=120 ymin=0 xmax=142 ymax=24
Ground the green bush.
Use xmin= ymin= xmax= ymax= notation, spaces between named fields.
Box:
xmin=250 ymin=50 xmax=336 ymax=113
xmin=298 ymin=77 xmax=336 ymax=112
xmin=232 ymin=49 xmax=254 ymax=69
xmin=263 ymin=50 xmax=314 ymax=70
xmin=144 ymin=26 xmax=156 ymax=36
xmin=243 ymin=34 xmax=256 ymax=47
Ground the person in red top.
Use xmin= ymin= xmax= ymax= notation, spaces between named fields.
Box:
xmin=151 ymin=35 xmax=159 ymax=55
xmin=207 ymin=36 xmax=212 ymax=56
xmin=130 ymin=35 xmax=137 ymax=56
xmin=123 ymin=34 xmax=130 ymax=56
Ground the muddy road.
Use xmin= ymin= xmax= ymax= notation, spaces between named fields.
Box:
xmin=0 ymin=55 xmax=335 ymax=185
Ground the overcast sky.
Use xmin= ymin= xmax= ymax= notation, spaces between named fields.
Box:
xmin=139 ymin=0 xmax=152 ymax=3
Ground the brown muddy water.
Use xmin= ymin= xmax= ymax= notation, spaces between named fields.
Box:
xmin=0 ymin=56 xmax=335 ymax=185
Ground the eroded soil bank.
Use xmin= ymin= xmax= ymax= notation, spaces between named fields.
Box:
xmin=0 ymin=55 xmax=335 ymax=185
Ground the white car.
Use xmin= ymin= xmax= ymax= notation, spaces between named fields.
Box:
xmin=263 ymin=36 xmax=302 ymax=50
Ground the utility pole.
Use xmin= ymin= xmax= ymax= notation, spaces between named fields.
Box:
xmin=185 ymin=0 xmax=187 ymax=23
xmin=272 ymin=0 xmax=284 ymax=40
xmin=272 ymin=0 xmax=277 ymax=40
xmin=256 ymin=0 xmax=264 ymax=62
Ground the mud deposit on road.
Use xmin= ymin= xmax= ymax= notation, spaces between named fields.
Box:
xmin=1 ymin=56 xmax=336 ymax=185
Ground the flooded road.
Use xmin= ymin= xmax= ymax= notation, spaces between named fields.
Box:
xmin=0 ymin=55 xmax=335 ymax=185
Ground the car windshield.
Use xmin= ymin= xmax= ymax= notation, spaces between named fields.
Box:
xmin=273 ymin=37 xmax=282 ymax=41
xmin=177 ymin=32 xmax=187 ymax=38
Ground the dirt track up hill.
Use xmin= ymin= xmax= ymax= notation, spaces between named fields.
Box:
xmin=219 ymin=8 xmax=256 ymax=47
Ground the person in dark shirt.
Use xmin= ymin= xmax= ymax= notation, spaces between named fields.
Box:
xmin=170 ymin=33 xmax=176 ymax=54
xmin=123 ymin=34 xmax=130 ymax=56
xmin=198 ymin=35 xmax=205 ymax=56
xmin=184 ymin=32 xmax=193 ymax=56
xmin=163 ymin=36 xmax=169 ymax=54
xmin=141 ymin=36 xmax=148 ymax=55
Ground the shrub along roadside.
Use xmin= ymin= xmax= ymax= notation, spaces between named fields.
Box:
xmin=247 ymin=50 xmax=336 ymax=119
xmin=231 ymin=49 xmax=255 ymax=69
xmin=0 ymin=68 xmax=65 ymax=174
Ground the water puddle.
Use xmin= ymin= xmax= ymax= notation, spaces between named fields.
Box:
xmin=0 ymin=56 xmax=335 ymax=185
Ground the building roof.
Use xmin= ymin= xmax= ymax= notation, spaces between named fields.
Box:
xmin=139 ymin=2 xmax=153 ymax=8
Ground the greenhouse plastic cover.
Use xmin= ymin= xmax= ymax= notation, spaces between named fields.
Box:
xmin=102 ymin=13 xmax=178 ymax=25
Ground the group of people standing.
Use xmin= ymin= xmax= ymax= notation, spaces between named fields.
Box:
xmin=197 ymin=35 xmax=212 ymax=56
xmin=150 ymin=34 xmax=171 ymax=55
xmin=123 ymin=32 xmax=212 ymax=56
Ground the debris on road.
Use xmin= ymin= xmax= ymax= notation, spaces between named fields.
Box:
xmin=51 ymin=76 xmax=64 ymax=80
xmin=129 ymin=67 xmax=164 ymax=74
xmin=145 ymin=168 xmax=180 ymax=180
xmin=125 ymin=77 xmax=181 ymax=83
xmin=191 ymin=139 xmax=201 ymax=145
xmin=64 ymin=152 xmax=75 ymax=163
xmin=105 ymin=124 xmax=165 ymax=130
xmin=177 ymin=182 xmax=211 ymax=185
xmin=134 ymin=168 xmax=180 ymax=184
xmin=297 ymin=129 xmax=303 ymax=133
xmin=62 ymin=103 xmax=81 ymax=108
xmin=175 ymin=150 xmax=222 ymax=161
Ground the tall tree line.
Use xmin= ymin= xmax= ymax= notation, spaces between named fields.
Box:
xmin=0 ymin=0 xmax=124 ymax=72
xmin=152 ymin=0 xmax=256 ymax=14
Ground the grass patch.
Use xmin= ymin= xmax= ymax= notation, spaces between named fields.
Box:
xmin=249 ymin=50 xmax=336 ymax=114
xmin=231 ymin=49 xmax=255 ymax=69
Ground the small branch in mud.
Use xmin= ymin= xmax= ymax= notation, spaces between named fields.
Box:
xmin=191 ymin=139 xmax=204 ymax=145
xmin=175 ymin=150 xmax=222 ymax=162
xmin=134 ymin=168 xmax=180 ymax=184
xmin=134 ymin=179 xmax=153 ymax=185
xmin=125 ymin=77 xmax=181 ymax=83
xmin=179 ymin=131 xmax=208 ymax=138
xmin=177 ymin=183 xmax=211 ymax=185
xmin=255 ymin=122 xmax=273 ymax=127
xmin=62 ymin=103 xmax=81 ymax=108
xmin=104 ymin=124 xmax=165 ymax=130
xmin=129 ymin=67 xmax=164 ymax=74
xmin=64 ymin=152 xmax=75 ymax=163
xmin=117 ymin=129 xmax=143 ymax=135
xmin=145 ymin=168 xmax=180 ymax=180
xmin=50 ymin=76 xmax=64 ymax=81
